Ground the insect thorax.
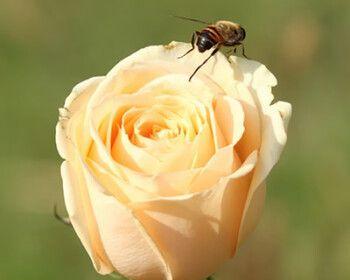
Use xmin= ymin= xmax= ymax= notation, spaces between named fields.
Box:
xmin=215 ymin=20 xmax=241 ymax=41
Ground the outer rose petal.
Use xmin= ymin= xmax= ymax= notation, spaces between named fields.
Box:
xmin=56 ymin=77 xmax=104 ymax=160
xmin=272 ymin=101 xmax=292 ymax=130
xmin=61 ymin=161 xmax=113 ymax=274
xmin=238 ymin=101 xmax=291 ymax=245
xmin=229 ymin=56 xmax=292 ymax=244
xmin=230 ymin=56 xmax=278 ymax=90
xmin=79 ymin=158 xmax=172 ymax=280
xmin=57 ymin=77 xmax=114 ymax=274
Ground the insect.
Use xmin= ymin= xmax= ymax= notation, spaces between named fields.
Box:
xmin=175 ymin=16 xmax=248 ymax=81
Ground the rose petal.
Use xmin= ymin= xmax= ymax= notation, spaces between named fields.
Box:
xmin=61 ymin=161 xmax=114 ymax=274
xmin=272 ymin=101 xmax=292 ymax=131
xmin=250 ymin=97 xmax=291 ymax=194
xmin=229 ymin=56 xmax=277 ymax=90
xmin=79 ymin=158 xmax=172 ymax=280
xmin=56 ymin=77 xmax=103 ymax=159
xmin=214 ymin=95 xmax=245 ymax=146
xmin=237 ymin=182 xmax=266 ymax=245
xmin=189 ymin=145 xmax=240 ymax=193
xmin=130 ymin=151 xmax=257 ymax=280
xmin=112 ymin=128 xmax=161 ymax=174
xmin=234 ymin=83 xmax=262 ymax=160
xmin=238 ymin=100 xmax=291 ymax=244
xmin=208 ymin=105 xmax=227 ymax=150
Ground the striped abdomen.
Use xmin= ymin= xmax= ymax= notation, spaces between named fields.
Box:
xmin=196 ymin=26 xmax=223 ymax=52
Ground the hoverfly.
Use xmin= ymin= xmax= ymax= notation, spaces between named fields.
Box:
xmin=175 ymin=16 xmax=248 ymax=81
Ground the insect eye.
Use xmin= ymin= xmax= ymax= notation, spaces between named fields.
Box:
xmin=239 ymin=28 xmax=246 ymax=40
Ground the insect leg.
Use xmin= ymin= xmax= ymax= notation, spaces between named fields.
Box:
xmin=225 ymin=48 xmax=234 ymax=57
xmin=241 ymin=44 xmax=249 ymax=59
xmin=178 ymin=31 xmax=198 ymax=59
xmin=189 ymin=45 xmax=220 ymax=81
xmin=231 ymin=43 xmax=249 ymax=59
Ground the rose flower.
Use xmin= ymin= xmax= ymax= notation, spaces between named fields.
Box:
xmin=56 ymin=42 xmax=291 ymax=280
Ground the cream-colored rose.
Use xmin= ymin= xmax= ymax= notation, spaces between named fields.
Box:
xmin=56 ymin=42 xmax=291 ymax=280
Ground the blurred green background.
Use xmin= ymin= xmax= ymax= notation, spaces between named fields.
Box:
xmin=0 ymin=0 xmax=349 ymax=279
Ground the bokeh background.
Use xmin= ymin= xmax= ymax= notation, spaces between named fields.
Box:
xmin=0 ymin=0 xmax=349 ymax=279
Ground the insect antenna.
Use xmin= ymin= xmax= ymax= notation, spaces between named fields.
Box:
xmin=172 ymin=15 xmax=210 ymax=25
